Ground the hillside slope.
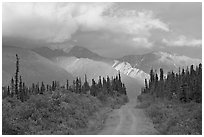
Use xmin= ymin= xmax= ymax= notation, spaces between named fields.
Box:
xmin=2 ymin=46 xmax=74 ymax=86
xmin=53 ymin=56 xmax=118 ymax=82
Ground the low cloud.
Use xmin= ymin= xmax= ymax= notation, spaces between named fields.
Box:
xmin=162 ymin=35 xmax=202 ymax=47
xmin=3 ymin=2 xmax=169 ymax=46
xmin=132 ymin=37 xmax=153 ymax=48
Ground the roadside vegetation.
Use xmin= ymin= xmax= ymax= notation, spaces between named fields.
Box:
xmin=2 ymin=54 xmax=128 ymax=135
xmin=137 ymin=64 xmax=202 ymax=135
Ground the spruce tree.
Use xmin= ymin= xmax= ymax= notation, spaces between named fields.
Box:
xmin=144 ymin=79 xmax=148 ymax=93
xmin=32 ymin=83 xmax=35 ymax=94
xmin=11 ymin=77 xmax=15 ymax=97
xmin=115 ymin=75 xmax=119 ymax=91
xmin=66 ymin=80 xmax=69 ymax=90
xmin=190 ymin=65 xmax=195 ymax=76
xmin=90 ymin=79 xmax=97 ymax=96
xmin=15 ymin=54 xmax=19 ymax=96
xmin=116 ymin=73 xmax=123 ymax=93
xmin=36 ymin=82 xmax=40 ymax=94
xmin=40 ymin=82 xmax=45 ymax=94
xmin=194 ymin=63 xmax=202 ymax=102
xmin=102 ymin=77 xmax=107 ymax=94
xmin=111 ymin=77 xmax=116 ymax=92
xmin=72 ymin=80 xmax=76 ymax=92
xmin=47 ymin=84 xmax=49 ymax=91
xmin=78 ymin=77 xmax=82 ymax=93
xmin=160 ymin=68 xmax=164 ymax=81
xmin=155 ymin=73 xmax=159 ymax=97
xmin=76 ymin=77 xmax=79 ymax=93
xmin=149 ymin=68 xmax=155 ymax=94
xmin=22 ymin=82 xmax=26 ymax=101
xmin=102 ymin=77 xmax=107 ymax=87
xmin=7 ymin=86 xmax=10 ymax=97
xmin=54 ymin=81 xmax=58 ymax=89
xmin=97 ymin=76 xmax=102 ymax=93
xmin=122 ymin=83 xmax=127 ymax=95
xmin=82 ymin=74 xmax=90 ymax=94
xmin=118 ymin=71 xmax=121 ymax=83
xmin=159 ymin=68 xmax=164 ymax=97
xmin=52 ymin=81 xmax=55 ymax=91
xmin=19 ymin=75 xmax=23 ymax=100
xmin=106 ymin=76 xmax=112 ymax=95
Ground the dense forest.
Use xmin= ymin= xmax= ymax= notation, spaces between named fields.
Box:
xmin=142 ymin=64 xmax=202 ymax=103
xmin=2 ymin=54 xmax=128 ymax=135
xmin=138 ymin=64 xmax=202 ymax=134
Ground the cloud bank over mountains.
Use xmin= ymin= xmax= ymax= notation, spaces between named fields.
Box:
xmin=2 ymin=2 xmax=202 ymax=59
xmin=162 ymin=35 xmax=202 ymax=47
xmin=3 ymin=3 xmax=168 ymax=45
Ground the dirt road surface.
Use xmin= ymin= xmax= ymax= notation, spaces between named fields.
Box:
xmin=98 ymin=78 xmax=159 ymax=135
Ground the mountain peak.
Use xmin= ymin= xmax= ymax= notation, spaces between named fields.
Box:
xmin=68 ymin=45 xmax=109 ymax=61
xmin=69 ymin=45 xmax=91 ymax=53
xmin=68 ymin=45 xmax=98 ymax=58
xmin=67 ymin=45 xmax=112 ymax=63
xmin=32 ymin=47 xmax=69 ymax=59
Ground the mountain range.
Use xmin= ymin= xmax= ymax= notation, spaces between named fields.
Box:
xmin=33 ymin=46 xmax=112 ymax=63
xmin=118 ymin=51 xmax=201 ymax=73
xmin=3 ymin=45 xmax=201 ymax=97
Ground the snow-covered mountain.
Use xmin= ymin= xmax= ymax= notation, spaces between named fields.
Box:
xmin=112 ymin=60 xmax=149 ymax=81
xmin=118 ymin=51 xmax=201 ymax=73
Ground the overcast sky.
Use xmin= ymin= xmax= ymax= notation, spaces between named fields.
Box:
xmin=2 ymin=2 xmax=202 ymax=59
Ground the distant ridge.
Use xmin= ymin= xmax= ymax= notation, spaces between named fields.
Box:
xmin=33 ymin=45 xmax=112 ymax=63
xmin=67 ymin=45 xmax=103 ymax=59
xmin=32 ymin=47 xmax=69 ymax=59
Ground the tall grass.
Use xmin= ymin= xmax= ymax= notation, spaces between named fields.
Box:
xmin=2 ymin=89 xmax=127 ymax=135
xmin=137 ymin=93 xmax=202 ymax=135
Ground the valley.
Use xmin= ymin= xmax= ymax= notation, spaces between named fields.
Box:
xmin=2 ymin=45 xmax=202 ymax=135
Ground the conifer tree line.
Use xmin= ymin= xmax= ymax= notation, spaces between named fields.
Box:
xmin=142 ymin=64 xmax=202 ymax=103
xmin=67 ymin=73 xmax=126 ymax=98
xmin=2 ymin=54 xmax=127 ymax=102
